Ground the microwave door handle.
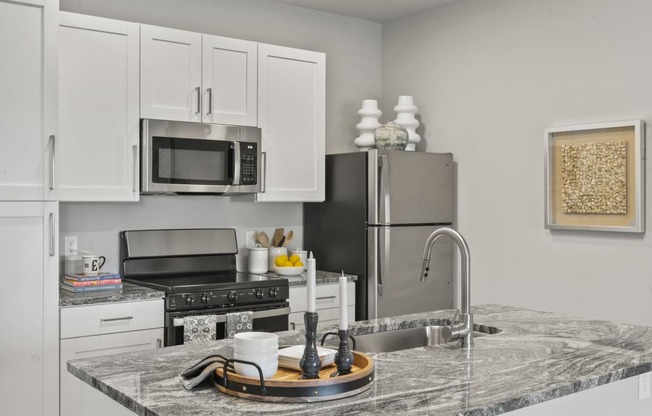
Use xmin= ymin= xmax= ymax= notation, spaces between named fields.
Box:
xmin=232 ymin=142 xmax=241 ymax=185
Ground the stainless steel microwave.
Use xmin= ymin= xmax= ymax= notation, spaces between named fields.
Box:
xmin=141 ymin=119 xmax=261 ymax=195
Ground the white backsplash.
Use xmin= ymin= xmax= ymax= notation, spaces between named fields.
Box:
xmin=59 ymin=195 xmax=304 ymax=276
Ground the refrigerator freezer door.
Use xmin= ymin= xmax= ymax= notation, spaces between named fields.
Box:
xmin=370 ymin=150 xmax=454 ymax=225
xmin=367 ymin=225 xmax=453 ymax=319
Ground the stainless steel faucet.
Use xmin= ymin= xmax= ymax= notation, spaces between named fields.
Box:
xmin=419 ymin=227 xmax=473 ymax=347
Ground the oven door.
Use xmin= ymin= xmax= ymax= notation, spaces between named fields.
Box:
xmin=165 ymin=303 xmax=290 ymax=347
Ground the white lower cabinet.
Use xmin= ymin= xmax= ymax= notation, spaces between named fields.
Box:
xmin=289 ymin=282 xmax=355 ymax=331
xmin=60 ymin=299 xmax=164 ymax=416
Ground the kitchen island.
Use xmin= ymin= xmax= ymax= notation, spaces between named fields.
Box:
xmin=67 ymin=304 xmax=652 ymax=415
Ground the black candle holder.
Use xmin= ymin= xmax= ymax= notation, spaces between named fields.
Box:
xmin=330 ymin=329 xmax=354 ymax=377
xmin=299 ymin=311 xmax=321 ymax=379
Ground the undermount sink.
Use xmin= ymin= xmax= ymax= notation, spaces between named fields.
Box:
xmin=325 ymin=324 xmax=500 ymax=353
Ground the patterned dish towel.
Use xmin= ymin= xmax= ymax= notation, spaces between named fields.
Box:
xmin=225 ymin=311 xmax=253 ymax=339
xmin=183 ymin=315 xmax=218 ymax=344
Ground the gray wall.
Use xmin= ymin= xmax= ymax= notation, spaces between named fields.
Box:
xmin=382 ymin=0 xmax=652 ymax=326
xmin=59 ymin=0 xmax=382 ymax=271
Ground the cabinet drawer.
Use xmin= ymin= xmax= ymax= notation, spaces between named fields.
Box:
xmin=289 ymin=283 xmax=355 ymax=313
xmin=60 ymin=299 xmax=164 ymax=339
xmin=289 ymin=306 xmax=355 ymax=331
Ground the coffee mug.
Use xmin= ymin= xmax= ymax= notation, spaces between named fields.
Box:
xmin=290 ymin=248 xmax=308 ymax=270
xmin=248 ymin=244 xmax=268 ymax=274
xmin=82 ymin=255 xmax=106 ymax=275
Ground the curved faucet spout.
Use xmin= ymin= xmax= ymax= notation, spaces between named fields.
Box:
xmin=419 ymin=227 xmax=473 ymax=347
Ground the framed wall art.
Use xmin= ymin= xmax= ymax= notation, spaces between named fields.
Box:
xmin=544 ymin=120 xmax=645 ymax=233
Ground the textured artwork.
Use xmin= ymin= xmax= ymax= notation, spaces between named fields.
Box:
xmin=560 ymin=141 xmax=627 ymax=215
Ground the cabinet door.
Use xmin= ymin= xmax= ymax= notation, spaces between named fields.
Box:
xmin=257 ymin=44 xmax=325 ymax=202
xmin=202 ymin=35 xmax=257 ymax=126
xmin=141 ymin=25 xmax=202 ymax=122
xmin=60 ymin=328 xmax=163 ymax=416
xmin=59 ymin=13 xmax=140 ymax=201
xmin=0 ymin=202 xmax=59 ymax=416
xmin=0 ymin=0 xmax=57 ymax=201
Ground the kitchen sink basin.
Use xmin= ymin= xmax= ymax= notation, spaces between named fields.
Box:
xmin=324 ymin=324 xmax=499 ymax=353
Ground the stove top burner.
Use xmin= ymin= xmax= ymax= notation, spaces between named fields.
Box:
xmin=124 ymin=272 xmax=286 ymax=294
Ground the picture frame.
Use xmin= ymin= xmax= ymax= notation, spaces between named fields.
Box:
xmin=544 ymin=120 xmax=645 ymax=233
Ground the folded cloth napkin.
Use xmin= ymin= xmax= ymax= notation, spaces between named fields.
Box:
xmin=179 ymin=355 xmax=231 ymax=390
xmin=225 ymin=311 xmax=253 ymax=339
xmin=183 ymin=315 xmax=218 ymax=344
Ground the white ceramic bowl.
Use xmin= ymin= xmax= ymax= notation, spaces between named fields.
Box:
xmin=235 ymin=361 xmax=278 ymax=378
xmin=273 ymin=265 xmax=304 ymax=276
xmin=234 ymin=331 xmax=278 ymax=347
xmin=234 ymin=352 xmax=279 ymax=363
xmin=234 ymin=344 xmax=278 ymax=355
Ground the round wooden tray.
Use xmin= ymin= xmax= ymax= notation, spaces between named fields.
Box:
xmin=214 ymin=351 xmax=374 ymax=402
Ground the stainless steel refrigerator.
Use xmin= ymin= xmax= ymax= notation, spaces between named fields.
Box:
xmin=304 ymin=149 xmax=454 ymax=320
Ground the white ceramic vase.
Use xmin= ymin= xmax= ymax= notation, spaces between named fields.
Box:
xmin=394 ymin=96 xmax=421 ymax=151
xmin=354 ymin=99 xmax=382 ymax=151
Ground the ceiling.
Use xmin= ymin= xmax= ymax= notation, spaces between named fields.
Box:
xmin=265 ymin=0 xmax=463 ymax=23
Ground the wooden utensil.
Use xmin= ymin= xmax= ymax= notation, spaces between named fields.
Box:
xmin=272 ymin=228 xmax=284 ymax=247
xmin=257 ymin=231 xmax=270 ymax=248
xmin=283 ymin=230 xmax=294 ymax=246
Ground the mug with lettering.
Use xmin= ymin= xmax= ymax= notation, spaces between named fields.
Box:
xmin=82 ymin=255 xmax=106 ymax=275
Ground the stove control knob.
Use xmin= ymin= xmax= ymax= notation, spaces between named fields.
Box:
xmin=255 ymin=289 xmax=264 ymax=299
xmin=200 ymin=293 xmax=209 ymax=304
xmin=228 ymin=291 xmax=237 ymax=302
xmin=268 ymin=288 xmax=278 ymax=298
xmin=184 ymin=295 xmax=193 ymax=305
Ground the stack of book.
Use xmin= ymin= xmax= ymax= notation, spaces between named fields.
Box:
xmin=61 ymin=272 xmax=123 ymax=293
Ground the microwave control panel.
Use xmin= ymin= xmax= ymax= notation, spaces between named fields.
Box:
xmin=240 ymin=142 xmax=258 ymax=185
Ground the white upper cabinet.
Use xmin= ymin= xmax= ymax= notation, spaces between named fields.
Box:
xmin=141 ymin=25 xmax=257 ymax=126
xmin=256 ymin=44 xmax=325 ymax=202
xmin=58 ymin=13 xmax=140 ymax=201
xmin=0 ymin=0 xmax=57 ymax=201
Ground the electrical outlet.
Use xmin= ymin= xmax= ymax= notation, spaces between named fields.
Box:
xmin=245 ymin=231 xmax=256 ymax=249
xmin=64 ymin=236 xmax=78 ymax=256
xmin=640 ymin=372 xmax=651 ymax=400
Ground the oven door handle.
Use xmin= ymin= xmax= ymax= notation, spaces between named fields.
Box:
xmin=172 ymin=307 xmax=291 ymax=327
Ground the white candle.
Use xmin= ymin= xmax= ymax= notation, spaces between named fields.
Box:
xmin=339 ymin=271 xmax=348 ymax=330
xmin=307 ymin=252 xmax=316 ymax=313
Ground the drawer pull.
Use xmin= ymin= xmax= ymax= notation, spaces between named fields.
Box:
xmin=100 ymin=316 xmax=134 ymax=323
xmin=316 ymin=296 xmax=336 ymax=301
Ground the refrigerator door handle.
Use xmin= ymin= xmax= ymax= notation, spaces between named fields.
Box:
xmin=377 ymin=226 xmax=390 ymax=296
xmin=379 ymin=154 xmax=391 ymax=225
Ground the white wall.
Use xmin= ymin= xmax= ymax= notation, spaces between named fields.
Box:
xmin=58 ymin=0 xmax=382 ymax=271
xmin=382 ymin=0 xmax=652 ymax=326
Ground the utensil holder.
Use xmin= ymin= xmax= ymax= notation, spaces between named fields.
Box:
xmin=331 ymin=329 xmax=354 ymax=377
xmin=299 ymin=312 xmax=321 ymax=379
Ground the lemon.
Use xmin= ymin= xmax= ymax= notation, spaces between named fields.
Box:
xmin=294 ymin=261 xmax=304 ymax=268
xmin=275 ymin=256 xmax=288 ymax=267
xmin=289 ymin=254 xmax=301 ymax=265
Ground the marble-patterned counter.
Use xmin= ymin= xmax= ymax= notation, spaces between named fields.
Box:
xmin=67 ymin=304 xmax=652 ymax=415
xmin=281 ymin=269 xmax=357 ymax=286
xmin=59 ymin=282 xmax=164 ymax=307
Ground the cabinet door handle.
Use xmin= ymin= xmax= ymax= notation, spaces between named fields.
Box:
xmin=290 ymin=322 xmax=295 ymax=330
xmin=48 ymin=212 xmax=55 ymax=257
xmin=100 ymin=316 xmax=134 ymax=323
xmin=195 ymin=86 xmax=201 ymax=115
xmin=132 ymin=144 xmax=138 ymax=192
xmin=207 ymin=88 xmax=212 ymax=115
xmin=49 ymin=135 xmax=56 ymax=190
xmin=316 ymin=296 xmax=336 ymax=301
xmin=156 ymin=338 xmax=162 ymax=348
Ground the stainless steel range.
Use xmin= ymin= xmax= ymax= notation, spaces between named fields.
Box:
xmin=120 ymin=228 xmax=289 ymax=346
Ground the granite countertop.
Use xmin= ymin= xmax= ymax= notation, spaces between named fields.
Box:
xmin=67 ymin=304 xmax=652 ymax=415
xmin=282 ymin=270 xmax=357 ymax=286
xmin=59 ymin=282 xmax=165 ymax=307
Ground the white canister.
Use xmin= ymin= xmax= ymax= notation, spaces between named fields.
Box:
xmin=268 ymin=246 xmax=288 ymax=270
xmin=290 ymin=248 xmax=308 ymax=271
xmin=248 ymin=244 xmax=269 ymax=274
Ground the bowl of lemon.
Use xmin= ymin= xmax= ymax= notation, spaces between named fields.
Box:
xmin=273 ymin=254 xmax=305 ymax=276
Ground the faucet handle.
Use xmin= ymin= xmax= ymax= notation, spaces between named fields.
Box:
xmin=451 ymin=308 xmax=460 ymax=325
